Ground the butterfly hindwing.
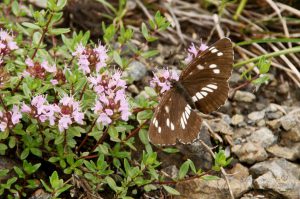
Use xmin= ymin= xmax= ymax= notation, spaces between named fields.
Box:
xmin=148 ymin=89 xmax=202 ymax=145
xmin=181 ymin=38 xmax=233 ymax=114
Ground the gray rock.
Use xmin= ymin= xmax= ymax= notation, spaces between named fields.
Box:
xmin=232 ymin=142 xmax=268 ymax=164
xmin=175 ymin=170 xmax=252 ymax=199
xmin=231 ymin=114 xmax=244 ymax=126
xmin=247 ymin=127 xmax=277 ymax=148
xmin=234 ymin=90 xmax=256 ymax=103
xmin=248 ymin=111 xmax=265 ymax=122
xmin=233 ymin=126 xmax=254 ymax=140
xmin=266 ymin=111 xmax=283 ymax=120
xmin=125 ymin=61 xmax=147 ymax=81
xmin=250 ymin=158 xmax=300 ymax=199
xmin=267 ymin=143 xmax=300 ymax=161
xmin=280 ymin=115 xmax=297 ymax=131
xmin=281 ymin=124 xmax=300 ymax=142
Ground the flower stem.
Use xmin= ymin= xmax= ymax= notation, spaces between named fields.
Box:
xmin=90 ymin=126 xmax=110 ymax=152
xmin=124 ymin=119 xmax=149 ymax=141
xmin=76 ymin=118 xmax=97 ymax=152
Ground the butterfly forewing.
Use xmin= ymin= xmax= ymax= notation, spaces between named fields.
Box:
xmin=149 ymin=38 xmax=233 ymax=145
xmin=181 ymin=38 xmax=233 ymax=114
xmin=148 ymin=89 xmax=203 ymax=145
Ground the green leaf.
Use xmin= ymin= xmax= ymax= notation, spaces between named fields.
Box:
xmin=50 ymin=28 xmax=70 ymax=35
xmin=202 ymin=175 xmax=220 ymax=181
xmin=0 ymin=143 xmax=8 ymax=155
xmin=141 ymin=50 xmax=159 ymax=59
xmin=138 ymin=129 xmax=149 ymax=145
xmin=113 ymin=51 xmax=123 ymax=68
xmin=257 ymin=56 xmax=271 ymax=74
xmin=163 ymin=185 xmax=180 ymax=195
xmin=162 ymin=147 xmax=179 ymax=153
xmin=137 ymin=110 xmax=153 ymax=121
xmin=13 ymin=167 xmax=25 ymax=178
xmin=30 ymin=148 xmax=42 ymax=157
xmin=178 ymin=160 xmax=190 ymax=179
xmin=22 ymin=22 xmax=41 ymax=30
xmin=252 ymin=75 xmax=269 ymax=85
xmin=20 ymin=148 xmax=30 ymax=160
xmin=141 ymin=23 xmax=149 ymax=39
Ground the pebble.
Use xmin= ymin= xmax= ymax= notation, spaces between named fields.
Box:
xmin=247 ymin=127 xmax=277 ymax=148
xmin=280 ymin=115 xmax=297 ymax=131
xmin=248 ymin=111 xmax=265 ymax=122
xmin=234 ymin=91 xmax=256 ymax=103
xmin=126 ymin=61 xmax=147 ymax=81
xmin=232 ymin=142 xmax=268 ymax=164
xmin=231 ymin=114 xmax=244 ymax=126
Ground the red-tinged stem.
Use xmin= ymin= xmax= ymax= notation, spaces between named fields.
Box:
xmin=76 ymin=118 xmax=97 ymax=152
xmin=124 ymin=119 xmax=149 ymax=141
xmin=90 ymin=126 xmax=110 ymax=152
xmin=0 ymin=94 xmax=9 ymax=113
xmin=12 ymin=13 xmax=54 ymax=94
xmin=31 ymin=14 xmax=54 ymax=59
xmin=79 ymin=82 xmax=88 ymax=101
xmin=231 ymin=74 xmax=259 ymax=95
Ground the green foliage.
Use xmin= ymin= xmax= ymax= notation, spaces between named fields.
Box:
xmin=0 ymin=0 xmax=233 ymax=198
xmin=212 ymin=150 xmax=232 ymax=171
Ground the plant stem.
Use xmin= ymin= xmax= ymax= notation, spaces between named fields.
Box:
xmin=124 ymin=119 xmax=148 ymax=141
xmin=234 ymin=46 xmax=300 ymax=68
xmin=90 ymin=126 xmax=110 ymax=152
xmin=76 ymin=118 xmax=97 ymax=152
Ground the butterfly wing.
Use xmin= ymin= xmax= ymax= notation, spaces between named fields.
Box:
xmin=148 ymin=89 xmax=203 ymax=145
xmin=180 ymin=38 xmax=233 ymax=114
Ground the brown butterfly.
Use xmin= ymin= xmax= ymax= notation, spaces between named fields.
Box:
xmin=148 ymin=38 xmax=233 ymax=145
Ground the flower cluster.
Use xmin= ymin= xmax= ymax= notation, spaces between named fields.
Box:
xmin=184 ymin=42 xmax=208 ymax=63
xmin=21 ymin=95 xmax=84 ymax=132
xmin=0 ymin=29 xmax=19 ymax=66
xmin=24 ymin=58 xmax=58 ymax=83
xmin=150 ymin=69 xmax=179 ymax=93
xmin=89 ymin=71 xmax=130 ymax=125
xmin=72 ymin=43 xmax=108 ymax=74
xmin=0 ymin=105 xmax=22 ymax=132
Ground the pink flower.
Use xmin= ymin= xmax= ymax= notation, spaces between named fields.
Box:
xmin=11 ymin=105 xmax=22 ymax=124
xmin=24 ymin=58 xmax=57 ymax=80
xmin=0 ymin=105 xmax=22 ymax=132
xmin=184 ymin=42 xmax=208 ymax=63
xmin=58 ymin=116 xmax=72 ymax=132
xmin=150 ymin=69 xmax=179 ymax=93
xmin=72 ymin=42 xmax=108 ymax=74
xmin=21 ymin=95 xmax=60 ymax=125
xmin=0 ymin=29 xmax=19 ymax=67
xmin=90 ymin=71 xmax=131 ymax=125
xmin=57 ymin=95 xmax=84 ymax=132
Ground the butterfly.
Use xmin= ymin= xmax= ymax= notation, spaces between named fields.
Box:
xmin=148 ymin=38 xmax=233 ymax=145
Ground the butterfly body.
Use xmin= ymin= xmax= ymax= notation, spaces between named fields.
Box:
xmin=149 ymin=38 xmax=233 ymax=145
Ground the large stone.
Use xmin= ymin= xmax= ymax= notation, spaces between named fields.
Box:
xmin=231 ymin=114 xmax=245 ymax=126
xmin=234 ymin=91 xmax=256 ymax=103
xmin=232 ymin=142 xmax=268 ymax=164
xmin=247 ymin=127 xmax=277 ymax=148
xmin=175 ymin=172 xmax=252 ymax=199
xmin=267 ymin=143 xmax=300 ymax=161
xmin=280 ymin=115 xmax=297 ymax=131
xmin=248 ymin=111 xmax=265 ymax=122
xmin=125 ymin=61 xmax=147 ymax=81
xmin=281 ymin=125 xmax=300 ymax=142
xmin=250 ymin=158 xmax=300 ymax=199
